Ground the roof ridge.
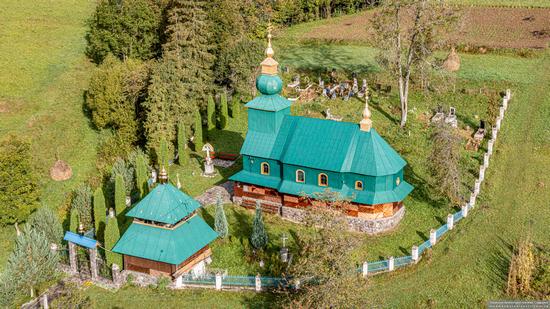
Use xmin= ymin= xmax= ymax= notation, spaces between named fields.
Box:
xmin=341 ymin=127 xmax=360 ymax=172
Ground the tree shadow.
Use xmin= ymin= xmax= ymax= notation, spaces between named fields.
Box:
xmin=399 ymin=246 xmax=409 ymax=255
xmin=230 ymin=207 xmax=253 ymax=239
xmin=200 ymin=207 xmax=215 ymax=227
xmin=416 ymin=230 xmax=428 ymax=241
xmin=405 ymin=164 xmax=447 ymax=210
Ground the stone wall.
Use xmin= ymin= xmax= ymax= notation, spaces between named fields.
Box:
xmin=282 ymin=204 xmax=405 ymax=235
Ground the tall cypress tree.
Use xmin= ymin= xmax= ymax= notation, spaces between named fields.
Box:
xmin=251 ymin=201 xmax=268 ymax=250
xmin=135 ymin=154 xmax=149 ymax=198
xmin=159 ymin=137 xmax=170 ymax=168
xmin=214 ymin=194 xmax=228 ymax=239
xmin=207 ymin=95 xmax=216 ymax=131
xmin=177 ymin=120 xmax=188 ymax=165
xmin=219 ymin=92 xmax=229 ymax=129
xmin=69 ymin=208 xmax=79 ymax=233
xmin=194 ymin=110 xmax=204 ymax=151
xmin=231 ymin=96 xmax=241 ymax=119
xmin=93 ymin=188 xmax=106 ymax=242
xmin=104 ymin=212 xmax=122 ymax=267
xmin=114 ymin=175 xmax=126 ymax=217
xmin=163 ymin=0 xmax=214 ymax=109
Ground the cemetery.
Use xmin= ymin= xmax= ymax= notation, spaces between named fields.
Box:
xmin=1 ymin=0 xmax=549 ymax=307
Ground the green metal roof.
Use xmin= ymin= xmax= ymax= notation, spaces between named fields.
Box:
xmin=112 ymin=215 xmax=218 ymax=265
xmin=241 ymin=116 xmax=407 ymax=176
xmin=245 ymin=94 xmax=291 ymax=112
xmin=229 ymin=170 xmax=281 ymax=189
xmin=352 ymin=181 xmax=413 ymax=205
xmin=126 ymin=183 xmax=200 ymax=225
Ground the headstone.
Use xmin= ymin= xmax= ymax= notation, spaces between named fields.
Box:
xmin=280 ymin=247 xmax=289 ymax=263
xmin=447 ymin=214 xmax=454 ymax=230
xmin=411 ymin=246 xmax=419 ymax=262
xmin=362 ymin=262 xmax=368 ymax=277
xmin=202 ymin=143 xmax=216 ymax=177
xmin=68 ymin=242 xmax=77 ymax=273
xmin=444 ymin=106 xmax=458 ymax=128
xmin=255 ymin=274 xmax=262 ymax=292
xmin=89 ymin=248 xmax=98 ymax=281
xmin=429 ymin=229 xmax=437 ymax=246
xmin=215 ymin=273 xmax=222 ymax=290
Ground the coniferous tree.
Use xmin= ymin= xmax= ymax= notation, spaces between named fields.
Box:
xmin=93 ymin=188 xmax=107 ymax=242
xmin=69 ymin=208 xmax=79 ymax=233
xmin=219 ymin=92 xmax=229 ymax=129
xmin=135 ymin=153 xmax=149 ymax=198
xmin=214 ymin=194 xmax=228 ymax=239
xmin=231 ymin=97 xmax=241 ymax=119
xmin=194 ymin=110 xmax=204 ymax=151
xmin=114 ymin=175 xmax=126 ymax=217
xmin=0 ymin=135 xmax=39 ymax=225
xmin=71 ymin=184 xmax=93 ymax=230
xmin=104 ymin=212 xmax=122 ymax=267
xmin=177 ymin=120 xmax=188 ymax=166
xmin=251 ymin=201 xmax=268 ymax=250
xmin=109 ymin=158 xmax=135 ymax=196
xmin=207 ymin=95 xmax=216 ymax=131
xmin=27 ymin=207 xmax=63 ymax=246
xmin=163 ymin=0 xmax=214 ymax=109
xmin=3 ymin=226 xmax=59 ymax=298
xmin=159 ymin=137 xmax=170 ymax=169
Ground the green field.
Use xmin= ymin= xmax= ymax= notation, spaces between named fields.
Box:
xmin=447 ymin=0 xmax=550 ymax=7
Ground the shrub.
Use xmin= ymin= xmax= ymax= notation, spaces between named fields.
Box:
xmin=71 ymin=184 xmax=93 ymax=230
xmin=27 ymin=207 xmax=63 ymax=246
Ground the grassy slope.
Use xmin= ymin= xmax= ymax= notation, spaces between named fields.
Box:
xmin=446 ymin=0 xmax=550 ymax=8
xmin=0 ymin=1 xmax=97 ymax=268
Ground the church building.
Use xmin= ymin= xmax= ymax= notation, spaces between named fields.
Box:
xmin=113 ymin=169 xmax=217 ymax=278
xmin=230 ymin=33 xmax=413 ymax=234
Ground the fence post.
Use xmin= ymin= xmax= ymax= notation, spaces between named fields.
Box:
xmin=447 ymin=214 xmax=454 ymax=230
xmin=461 ymin=204 xmax=468 ymax=217
xmin=429 ymin=229 xmax=437 ymax=246
xmin=68 ymin=242 xmax=77 ymax=273
xmin=502 ymin=98 xmax=508 ymax=110
xmin=388 ymin=256 xmax=395 ymax=271
xmin=492 ymin=126 xmax=498 ymax=139
xmin=488 ymin=139 xmax=494 ymax=155
xmin=506 ymin=89 xmax=511 ymax=100
xmin=474 ymin=180 xmax=481 ymax=195
xmin=496 ymin=117 xmax=502 ymax=130
xmin=483 ymin=153 xmax=490 ymax=168
xmin=175 ymin=275 xmax=182 ymax=288
xmin=499 ymin=107 xmax=505 ymax=119
xmin=255 ymin=274 xmax=261 ymax=292
xmin=89 ymin=247 xmax=98 ymax=281
xmin=41 ymin=294 xmax=49 ymax=309
xmin=469 ymin=193 xmax=477 ymax=209
xmin=362 ymin=261 xmax=368 ymax=277
xmin=411 ymin=246 xmax=419 ymax=262
xmin=112 ymin=263 xmax=122 ymax=287
xmin=479 ymin=165 xmax=486 ymax=182
xmin=215 ymin=273 xmax=222 ymax=290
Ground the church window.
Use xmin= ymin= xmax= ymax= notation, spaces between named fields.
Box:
xmin=355 ymin=181 xmax=363 ymax=190
xmin=296 ymin=170 xmax=305 ymax=183
xmin=261 ymin=162 xmax=270 ymax=175
xmin=318 ymin=173 xmax=328 ymax=186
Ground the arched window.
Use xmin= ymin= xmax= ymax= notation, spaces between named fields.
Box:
xmin=296 ymin=170 xmax=305 ymax=183
xmin=318 ymin=173 xmax=328 ymax=187
xmin=355 ymin=181 xmax=363 ymax=190
xmin=260 ymin=162 xmax=270 ymax=175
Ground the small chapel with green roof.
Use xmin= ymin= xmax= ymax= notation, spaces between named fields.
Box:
xmin=113 ymin=169 xmax=217 ymax=278
xmin=230 ymin=32 xmax=413 ymax=234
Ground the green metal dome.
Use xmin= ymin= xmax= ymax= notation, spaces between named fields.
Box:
xmin=256 ymin=74 xmax=283 ymax=95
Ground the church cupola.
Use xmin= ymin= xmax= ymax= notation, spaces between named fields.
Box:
xmin=360 ymin=88 xmax=373 ymax=132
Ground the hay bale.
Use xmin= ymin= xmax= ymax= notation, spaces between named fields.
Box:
xmin=50 ymin=160 xmax=72 ymax=181
xmin=442 ymin=48 xmax=460 ymax=72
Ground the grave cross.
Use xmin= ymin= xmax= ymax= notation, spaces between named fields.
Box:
xmin=281 ymin=233 xmax=288 ymax=248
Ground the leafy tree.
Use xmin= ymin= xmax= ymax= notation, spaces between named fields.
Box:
xmin=135 ymin=153 xmax=149 ymax=198
xmin=194 ymin=110 xmax=204 ymax=151
xmin=69 ymin=208 xmax=79 ymax=233
xmin=104 ymin=212 xmax=123 ymax=267
xmin=207 ymin=95 xmax=216 ymax=131
xmin=85 ymin=55 xmax=149 ymax=153
xmin=251 ymin=201 xmax=268 ymax=250
xmin=4 ymin=226 xmax=59 ymax=298
xmin=214 ymin=194 xmax=228 ymax=239
xmin=281 ymin=199 xmax=367 ymax=308
xmin=0 ymin=135 xmax=39 ymax=225
xmin=162 ymin=0 xmax=214 ymax=109
xmin=93 ymin=188 xmax=107 ymax=242
xmin=109 ymin=158 xmax=135 ymax=196
xmin=177 ymin=120 xmax=189 ymax=166
xmin=114 ymin=174 xmax=126 ymax=218
xmin=371 ymin=0 xmax=456 ymax=127
xmin=219 ymin=92 xmax=229 ymax=129
xmin=27 ymin=207 xmax=63 ymax=246
xmin=430 ymin=123 xmax=461 ymax=204
xmin=86 ymin=0 xmax=165 ymax=63
xmin=71 ymin=184 xmax=93 ymax=230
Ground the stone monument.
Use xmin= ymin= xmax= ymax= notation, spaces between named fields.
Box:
xmin=202 ymin=143 xmax=216 ymax=177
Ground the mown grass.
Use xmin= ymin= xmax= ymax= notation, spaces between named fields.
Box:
xmin=0 ymin=0 xmax=98 ymax=270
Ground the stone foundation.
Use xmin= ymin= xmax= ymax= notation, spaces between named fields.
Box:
xmin=235 ymin=195 xmax=405 ymax=234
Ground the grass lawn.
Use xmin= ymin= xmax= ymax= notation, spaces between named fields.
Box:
xmin=0 ymin=0 xmax=97 ymax=270
xmin=446 ymin=0 xmax=550 ymax=7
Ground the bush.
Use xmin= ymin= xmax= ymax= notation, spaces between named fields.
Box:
xmin=27 ymin=207 xmax=63 ymax=246
xmin=71 ymin=184 xmax=93 ymax=230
